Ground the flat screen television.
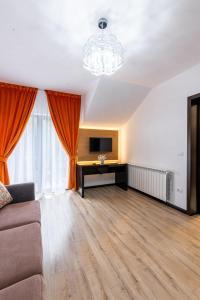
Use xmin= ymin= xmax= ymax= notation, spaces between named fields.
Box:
xmin=90 ymin=137 xmax=112 ymax=152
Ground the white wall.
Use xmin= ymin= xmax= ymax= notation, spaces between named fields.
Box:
xmin=84 ymin=174 xmax=115 ymax=187
xmin=121 ymin=63 xmax=200 ymax=210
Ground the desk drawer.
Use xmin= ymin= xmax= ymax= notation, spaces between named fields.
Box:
xmin=97 ymin=166 xmax=109 ymax=174
xmin=82 ymin=165 xmax=110 ymax=175
xmin=82 ymin=166 xmax=98 ymax=175
xmin=108 ymin=165 xmax=127 ymax=173
xmin=80 ymin=164 xmax=127 ymax=175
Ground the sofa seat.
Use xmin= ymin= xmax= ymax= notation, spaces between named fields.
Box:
xmin=0 ymin=200 xmax=40 ymax=231
xmin=0 ymin=223 xmax=43 ymax=290
xmin=0 ymin=275 xmax=43 ymax=300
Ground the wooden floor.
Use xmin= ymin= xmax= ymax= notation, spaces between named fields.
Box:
xmin=40 ymin=186 xmax=200 ymax=300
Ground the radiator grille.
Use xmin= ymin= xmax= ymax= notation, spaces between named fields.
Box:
xmin=128 ymin=164 xmax=173 ymax=202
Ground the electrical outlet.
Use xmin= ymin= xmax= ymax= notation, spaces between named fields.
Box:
xmin=177 ymin=187 xmax=183 ymax=193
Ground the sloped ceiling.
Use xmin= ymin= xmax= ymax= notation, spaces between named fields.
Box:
xmin=81 ymin=78 xmax=150 ymax=128
xmin=1 ymin=0 xmax=200 ymax=127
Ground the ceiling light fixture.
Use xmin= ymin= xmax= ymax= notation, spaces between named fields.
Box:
xmin=83 ymin=18 xmax=124 ymax=76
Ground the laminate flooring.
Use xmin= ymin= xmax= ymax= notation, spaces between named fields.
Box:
xmin=40 ymin=186 xmax=200 ymax=300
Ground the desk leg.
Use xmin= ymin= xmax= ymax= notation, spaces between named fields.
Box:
xmin=115 ymin=169 xmax=128 ymax=191
xmin=78 ymin=174 xmax=84 ymax=198
xmin=116 ymin=183 xmax=128 ymax=191
xmin=77 ymin=187 xmax=84 ymax=198
xmin=76 ymin=168 xmax=85 ymax=198
xmin=81 ymin=174 xmax=85 ymax=198
xmin=81 ymin=186 xmax=84 ymax=198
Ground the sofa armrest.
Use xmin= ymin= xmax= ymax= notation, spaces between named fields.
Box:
xmin=6 ymin=183 xmax=35 ymax=204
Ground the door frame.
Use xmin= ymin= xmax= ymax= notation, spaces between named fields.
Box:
xmin=187 ymin=93 xmax=200 ymax=214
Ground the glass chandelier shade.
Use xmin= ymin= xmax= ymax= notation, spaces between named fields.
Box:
xmin=83 ymin=19 xmax=124 ymax=76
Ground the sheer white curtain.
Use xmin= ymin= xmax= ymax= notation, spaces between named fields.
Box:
xmin=8 ymin=91 xmax=68 ymax=195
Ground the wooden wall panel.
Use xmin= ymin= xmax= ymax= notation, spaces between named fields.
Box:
xmin=78 ymin=129 xmax=118 ymax=161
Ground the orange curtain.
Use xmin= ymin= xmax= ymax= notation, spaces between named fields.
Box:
xmin=45 ymin=90 xmax=81 ymax=189
xmin=0 ymin=83 xmax=37 ymax=184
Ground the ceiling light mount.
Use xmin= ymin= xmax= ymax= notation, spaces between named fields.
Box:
xmin=98 ymin=18 xmax=108 ymax=30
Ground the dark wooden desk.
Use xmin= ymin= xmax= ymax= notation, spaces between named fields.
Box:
xmin=76 ymin=163 xmax=128 ymax=198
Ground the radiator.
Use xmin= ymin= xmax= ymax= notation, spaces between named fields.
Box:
xmin=128 ymin=164 xmax=173 ymax=202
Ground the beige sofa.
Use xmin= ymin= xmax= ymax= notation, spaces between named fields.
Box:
xmin=0 ymin=183 xmax=43 ymax=300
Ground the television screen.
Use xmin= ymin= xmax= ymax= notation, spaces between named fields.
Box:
xmin=90 ymin=137 xmax=112 ymax=152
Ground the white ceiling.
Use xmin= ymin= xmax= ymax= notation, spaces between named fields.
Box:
xmin=1 ymin=0 xmax=200 ymax=127
xmin=82 ymin=78 xmax=150 ymax=128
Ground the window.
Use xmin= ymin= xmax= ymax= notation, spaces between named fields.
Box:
xmin=8 ymin=91 xmax=68 ymax=195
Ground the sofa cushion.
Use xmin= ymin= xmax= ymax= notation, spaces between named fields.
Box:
xmin=0 ymin=200 xmax=41 ymax=231
xmin=0 ymin=181 xmax=13 ymax=209
xmin=0 ymin=275 xmax=43 ymax=300
xmin=0 ymin=223 xmax=43 ymax=290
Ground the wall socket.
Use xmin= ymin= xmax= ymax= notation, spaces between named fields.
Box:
xmin=177 ymin=187 xmax=183 ymax=193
